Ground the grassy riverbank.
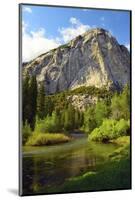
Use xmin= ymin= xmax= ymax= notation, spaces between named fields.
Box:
xmin=44 ymin=136 xmax=130 ymax=193
xmin=59 ymin=158 xmax=130 ymax=192
xmin=26 ymin=133 xmax=71 ymax=146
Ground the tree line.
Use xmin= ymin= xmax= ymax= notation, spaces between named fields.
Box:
xmin=22 ymin=73 xmax=130 ymax=144
xmin=23 ymin=73 xmax=45 ymax=130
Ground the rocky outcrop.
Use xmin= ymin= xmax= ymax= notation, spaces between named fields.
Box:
xmin=23 ymin=28 xmax=130 ymax=94
xmin=67 ymin=94 xmax=98 ymax=111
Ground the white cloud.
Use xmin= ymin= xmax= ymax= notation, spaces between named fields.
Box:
xmin=22 ymin=22 xmax=61 ymax=62
xmin=23 ymin=7 xmax=32 ymax=13
xmin=125 ymin=43 xmax=130 ymax=51
xmin=22 ymin=17 xmax=91 ymax=61
xmin=22 ymin=21 xmax=28 ymax=34
xmin=58 ymin=17 xmax=90 ymax=43
xmin=70 ymin=17 xmax=80 ymax=25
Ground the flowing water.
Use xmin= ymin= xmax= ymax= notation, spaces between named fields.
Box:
xmin=22 ymin=135 xmax=118 ymax=195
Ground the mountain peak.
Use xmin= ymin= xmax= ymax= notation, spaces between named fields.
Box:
xmin=23 ymin=28 xmax=130 ymax=94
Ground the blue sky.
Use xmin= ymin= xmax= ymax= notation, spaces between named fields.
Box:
xmin=22 ymin=5 xmax=130 ymax=62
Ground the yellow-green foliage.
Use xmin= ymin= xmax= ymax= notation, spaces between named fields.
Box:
xmin=26 ymin=133 xmax=71 ymax=146
xmin=111 ymin=85 xmax=130 ymax=120
xmin=109 ymin=137 xmax=130 ymax=161
xmin=109 ymin=145 xmax=130 ymax=161
xmin=89 ymin=119 xmax=130 ymax=142
xmin=35 ymin=110 xmax=64 ymax=133
xmin=22 ymin=122 xmax=32 ymax=145
xmin=111 ymin=136 xmax=130 ymax=145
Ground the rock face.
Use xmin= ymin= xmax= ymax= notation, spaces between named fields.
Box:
xmin=23 ymin=28 xmax=130 ymax=94
xmin=67 ymin=94 xmax=98 ymax=111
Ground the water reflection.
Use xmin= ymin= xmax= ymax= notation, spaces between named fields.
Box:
xmin=22 ymin=137 xmax=117 ymax=195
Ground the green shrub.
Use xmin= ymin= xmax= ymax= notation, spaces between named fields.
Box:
xmin=95 ymin=101 xmax=109 ymax=127
xmin=111 ymin=136 xmax=130 ymax=145
xmin=82 ymin=106 xmax=97 ymax=133
xmin=111 ymin=85 xmax=130 ymax=120
xmin=26 ymin=133 xmax=71 ymax=146
xmin=115 ymin=119 xmax=130 ymax=137
xmin=89 ymin=119 xmax=130 ymax=142
xmin=109 ymin=142 xmax=130 ymax=161
xmin=35 ymin=111 xmax=61 ymax=133
xmin=22 ymin=122 xmax=32 ymax=145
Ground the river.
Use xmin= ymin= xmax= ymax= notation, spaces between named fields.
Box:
xmin=22 ymin=135 xmax=118 ymax=195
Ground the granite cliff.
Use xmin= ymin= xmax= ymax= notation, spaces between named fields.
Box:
xmin=23 ymin=28 xmax=130 ymax=94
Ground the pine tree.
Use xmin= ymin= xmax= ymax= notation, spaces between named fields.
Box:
xmin=83 ymin=106 xmax=97 ymax=133
xmin=37 ymin=82 xmax=45 ymax=119
xmin=63 ymin=105 xmax=75 ymax=131
xmin=64 ymin=109 xmax=71 ymax=131
xmin=68 ymin=105 xmax=75 ymax=130
xmin=29 ymin=75 xmax=37 ymax=130
xmin=22 ymin=74 xmax=38 ymax=130
xmin=111 ymin=92 xmax=121 ymax=120
xmin=51 ymin=110 xmax=61 ymax=132
xmin=74 ymin=109 xmax=79 ymax=129
xmin=95 ymin=101 xmax=109 ymax=127
xmin=121 ymin=84 xmax=130 ymax=120
xmin=44 ymin=97 xmax=54 ymax=117
xmin=60 ymin=109 xmax=66 ymax=130
xmin=79 ymin=111 xmax=84 ymax=127
xmin=22 ymin=73 xmax=30 ymax=125
xmin=111 ymin=85 xmax=130 ymax=120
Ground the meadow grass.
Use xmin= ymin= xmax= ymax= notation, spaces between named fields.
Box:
xmin=59 ymin=158 xmax=131 ymax=192
xmin=111 ymin=136 xmax=130 ymax=145
xmin=26 ymin=133 xmax=71 ymax=146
